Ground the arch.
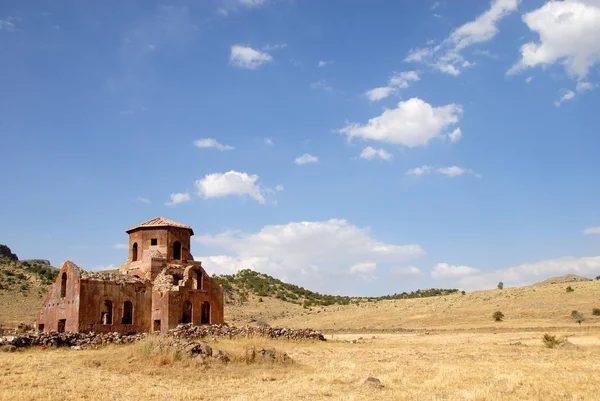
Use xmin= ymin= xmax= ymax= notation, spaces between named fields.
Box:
xmin=101 ymin=300 xmax=113 ymax=325
xmin=122 ymin=301 xmax=133 ymax=325
xmin=193 ymin=270 xmax=202 ymax=290
xmin=182 ymin=301 xmax=192 ymax=324
xmin=173 ymin=241 xmax=181 ymax=260
xmin=132 ymin=242 xmax=138 ymax=262
xmin=201 ymin=301 xmax=210 ymax=324
xmin=60 ymin=272 xmax=67 ymax=298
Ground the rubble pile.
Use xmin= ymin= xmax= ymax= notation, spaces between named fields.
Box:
xmin=1 ymin=324 xmax=325 ymax=350
xmin=2 ymin=331 xmax=146 ymax=349
xmin=168 ymin=324 xmax=326 ymax=341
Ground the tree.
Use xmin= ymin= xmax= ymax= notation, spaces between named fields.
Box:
xmin=571 ymin=310 xmax=584 ymax=326
xmin=493 ymin=311 xmax=504 ymax=322
xmin=497 ymin=282 xmax=504 ymax=290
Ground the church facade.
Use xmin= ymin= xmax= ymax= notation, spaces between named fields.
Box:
xmin=37 ymin=217 xmax=224 ymax=333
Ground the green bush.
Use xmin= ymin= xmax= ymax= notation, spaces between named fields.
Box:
xmin=592 ymin=308 xmax=600 ymax=316
xmin=493 ymin=311 xmax=504 ymax=322
xmin=571 ymin=310 xmax=584 ymax=326
xmin=542 ymin=333 xmax=566 ymax=349
xmin=566 ymin=286 xmax=575 ymax=292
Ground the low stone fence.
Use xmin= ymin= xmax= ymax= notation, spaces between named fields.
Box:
xmin=1 ymin=324 xmax=325 ymax=350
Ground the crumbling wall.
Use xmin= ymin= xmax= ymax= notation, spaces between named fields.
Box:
xmin=78 ymin=278 xmax=152 ymax=334
xmin=37 ymin=261 xmax=83 ymax=332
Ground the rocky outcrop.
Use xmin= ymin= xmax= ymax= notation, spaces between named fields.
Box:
xmin=168 ymin=324 xmax=326 ymax=341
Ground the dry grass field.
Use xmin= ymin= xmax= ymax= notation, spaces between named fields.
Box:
xmin=2 ymin=277 xmax=600 ymax=400
xmin=2 ymin=330 xmax=600 ymax=400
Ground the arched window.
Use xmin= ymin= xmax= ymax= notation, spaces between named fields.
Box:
xmin=173 ymin=241 xmax=181 ymax=260
xmin=132 ymin=242 xmax=138 ymax=262
xmin=182 ymin=301 xmax=192 ymax=324
xmin=193 ymin=270 xmax=202 ymax=290
xmin=122 ymin=301 xmax=133 ymax=325
xmin=101 ymin=300 xmax=113 ymax=325
xmin=201 ymin=302 xmax=210 ymax=324
xmin=60 ymin=272 xmax=67 ymax=298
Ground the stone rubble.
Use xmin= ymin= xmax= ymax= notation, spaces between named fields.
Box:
xmin=0 ymin=323 xmax=325 ymax=350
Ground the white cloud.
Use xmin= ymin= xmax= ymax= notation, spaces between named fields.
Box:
xmin=94 ymin=264 xmax=119 ymax=272
xmin=406 ymin=0 xmax=519 ymax=75
xmin=165 ymin=192 xmax=191 ymax=207
xmin=0 ymin=17 xmax=17 ymax=32
xmin=195 ymin=171 xmax=266 ymax=204
xmin=448 ymin=127 xmax=462 ymax=143
xmin=264 ymin=138 xmax=274 ymax=145
xmin=554 ymin=89 xmax=575 ymax=106
xmin=508 ymin=0 xmax=600 ymax=81
xmin=295 ymin=154 xmax=319 ymax=165
xmin=196 ymin=219 xmax=424 ymax=291
xmin=339 ymin=97 xmax=462 ymax=147
xmin=365 ymin=71 xmax=420 ymax=102
xmin=457 ymin=255 xmax=600 ymax=290
xmin=359 ymin=146 xmax=392 ymax=161
xmin=318 ymin=60 xmax=333 ymax=67
xmin=525 ymin=76 xmax=534 ymax=84
xmin=431 ymin=263 xmax=480 ymax=278
xmin=275 ymin=184 xmax=284 ymax=192
xmin=576 ymin=81 xmax=595 ymax=92
xmin=239 ymin=0 xmax=266 ymax=7
xmin=193 ymin=138 xmax=234 ymax=151
xmin=113 ymin=244 xmax=129 ymax=250
xmin=406 ymin=165 xmax=480 ymax=177
xmin=349 ymin=262 xmax=378 ymax=281
xmin=389 ymin=266 xmax=422 ymax=276
xmin=584 ymin=226 xmax=600 ymax=235
xmin=310 ymin=80 xmax=333 ymax=92
xmin=230 ymin=45 xmax=272 ymax=69
xmin=135 ymin=197 xmax=151 ymax=204
xmin=365 ymin=87 xmax=395 ymax=102
xmin=263 ymin=43 xmax=287 ymax=51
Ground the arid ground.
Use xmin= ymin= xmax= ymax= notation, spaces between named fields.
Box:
xmin=2 ymin=278 xmax=600 ymax=400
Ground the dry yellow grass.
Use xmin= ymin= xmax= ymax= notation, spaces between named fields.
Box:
xmin=263 ymin=280 xmax=600 ymax=331
xmin=2 ymin=330 xmax=600 ymax=400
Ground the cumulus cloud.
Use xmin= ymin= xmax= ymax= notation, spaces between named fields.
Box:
xmin=318 ymin=60 xmax=333 ymax=67
xmin=405 ymin=0 xmax=519 ymax=75
xmin=193 ymin=138 xmax=234 ymax=151
xmin=431 ymin=263 xmax=480 ymax=278
xmin=195 ymin=171 xmax=266 ymax=203
xmin=554 ymin=89 xmax=575 ymax=106
xmin=165 ymin=192 xmax=191 ymax=207
xmin=389 ymin=266 xmax=422 ymax=276
xmin=508 ymin=0 xmax=600 ymax=82
xmin=525 ymin=76 xmax=534 ymax=84
xmin=339 ymin=98 xmax=462 ymax=147
xmin=584 ymin=226 xmax=600 ymax=235
xmin=448 ymin=127 xmax=462 ymax=143
xmin=365 ymin=71 xmax=420 ymax=102
xmin=230 ymin=45 xmax=272 ymax=69
xmin=295 ymin=154 xmax=319 ymax=165
xmin=359 ymin=146 xmax=392 ymax=161
xmin=349 ymin=262 xmax=378 ymax=281
xmin=406 ymin=165 xmax=480 ymax=177
xmin=195 ymin=219 xmax=425 ymax=292
xmin=457 ymin=255 xmax=600 ymax=290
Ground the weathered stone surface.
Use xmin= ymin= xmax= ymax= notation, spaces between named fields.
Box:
xmin=168 ymin=323 xmax=326 ymax=341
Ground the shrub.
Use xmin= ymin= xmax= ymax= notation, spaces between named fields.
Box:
xmin=596 ymin=275 xmax=600 ymax=280
xmin=592 ymin=308 xmax=600 ymax=316
xmin=256 ymin=320 xmax=269 ymax=327
xmin=257 ymin=297 xmax=263 ymax=303
xmin=571 ymin=310 xmax=584 ymax=326
xmin=497 ymin=282 xmax=504 ymax=290
xmin=493 ymin=311 xmax=504 ymax=322
xmin=566 ymin=286 xmax=574 ymax=292
xmin=542 ymin=333 xmax=566 ymax=349
xmin=461 ymin=291 xmax=466 ymax=295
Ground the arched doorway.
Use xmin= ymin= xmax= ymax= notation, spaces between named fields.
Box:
xmin=173 ymin=241 xmax=181 ymax=260
xmin=101 ymin=300 xmax=113 ymax=325
xmin=122 ymin=301 xmax=133 ymax=325
xmin=132 ymin=242 xmax=138 ymax=262
xmin=182 ymin=301 xmax=192 ymax=324
xmin=193 ymin=270 xmax=202 ymax=290
xmin=201 ymin=302 xmax=210 ymax=324
xmin=60 ymin=272 xmax=67 ymax=298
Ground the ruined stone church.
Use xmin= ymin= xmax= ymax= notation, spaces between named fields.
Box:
xmin=37 ymin=217 xmax=224 ymax=334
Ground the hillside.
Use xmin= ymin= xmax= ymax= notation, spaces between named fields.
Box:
xmin=0 ymin=248 xmax=60 ymax=329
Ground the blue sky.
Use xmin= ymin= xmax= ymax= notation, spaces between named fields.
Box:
xmin=1 ymin=0 xmax=599 ymax=295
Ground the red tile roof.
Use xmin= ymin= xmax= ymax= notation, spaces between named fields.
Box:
xmin=126 ymin=217 xmax=194 ymax=235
